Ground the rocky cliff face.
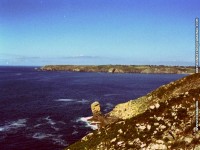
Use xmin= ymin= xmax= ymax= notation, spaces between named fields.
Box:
xmin=66 ymin=73 xmax=200 ymax=150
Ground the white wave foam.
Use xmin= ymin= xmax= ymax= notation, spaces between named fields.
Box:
xmin=44 ymin=116 xmax=56 ymax=125
xmin=0 ymin=127 xmax=4 ymax=132
xmin=32 ymin=132 xmax=53 ymax=140
xmin=34 ymin=124 xmax=43 ymax=128
xmin=32 ymin=132 xmax=68 ymax=146
xmin=104 ymin=93 xmax=121 ymax=97
xmin=76 ymin=116 xmax=92 ymax=122
xmin=51 ymin=126 xmax=59 ymax=131
xmin=52 ymin=137 xmax=68 ymax=146
xmin=10 ymin=119 xmax=27 ymax=127
xmin=77 ymin=99 xmax=89 ymax=103
xmin=0 ymin=119 xmax=27 ymax=132
xmin=72 ymin=130 xmax=78 ymax=135
xmin=55 ymin=98 xmax=89 ymax=104
xmin=76 ymin=116 xmax=98 ymax=130
xmin=55 ymin=99 xmax=75 ymax=102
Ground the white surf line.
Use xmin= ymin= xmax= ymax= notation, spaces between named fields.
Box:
xmin=76 ymin=116 xmax=98 ymax=130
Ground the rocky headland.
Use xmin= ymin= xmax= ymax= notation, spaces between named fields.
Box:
xmin=41 ymin=65 xmax=194 ymax=74
xmin=66 ymin=73 xmax=200 ymax=150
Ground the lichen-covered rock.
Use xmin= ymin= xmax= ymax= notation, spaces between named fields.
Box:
xmin=183 ymin=136 xmax=193 ymax=145
xmin=194 ymin=144 xmax=200 ymax=150
xmin=91 ymin=101 xmax=101 ymax=117
xmin=147 ymin=143 xmax=167 ymax=150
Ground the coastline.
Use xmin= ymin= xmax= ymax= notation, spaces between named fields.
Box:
xmin=40 ymin=65 xmax=194 ymax=74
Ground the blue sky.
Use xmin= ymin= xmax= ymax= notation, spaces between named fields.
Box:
xmin=0 ymin=0 xmax=200 ymax=66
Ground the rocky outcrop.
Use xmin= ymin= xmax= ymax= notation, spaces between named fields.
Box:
xmin=41 ymin=65 xmax=194 ymax=74
xmin=108 ymin=68 xmax=115 ymax=73
xmin=91 ymin=101 xmax=101 ymax=117
xmin=109 ymin=73 xmax=200 ymax=119
xmin=108 ymin=68 xmax=124 ymax=73
xmin=67 ymin=73 xmax=200 ymax=150
xmin=89 ymin=101 xmax=119 ymax=128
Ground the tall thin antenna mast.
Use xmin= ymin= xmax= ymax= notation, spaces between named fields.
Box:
xmin=195 ymin=18 xmax=199 ymax=73
xmin=195 ymin=18 xmax=199 ymax=132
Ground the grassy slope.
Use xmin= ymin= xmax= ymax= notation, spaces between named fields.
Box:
xmin=66 ymin=73 xmax=200 ymax=150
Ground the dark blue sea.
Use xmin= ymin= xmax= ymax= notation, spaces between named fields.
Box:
xmin=0 ymin=66 xmax=186 ymax=150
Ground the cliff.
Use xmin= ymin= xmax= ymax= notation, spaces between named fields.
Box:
xmin=40 ymin=65 xmax=194 ymax=74
xmin=66 ymin=73 xmax=200 ymax=150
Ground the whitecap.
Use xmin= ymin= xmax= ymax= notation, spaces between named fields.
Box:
xmin=44 ymin=116 xmax=56 ymax=125
xmin=34 ymin=124 xmax=43 ymax=128
xmin=104 ymin=93 xmax=121 ymax=97
xmin=0 ymin=127 xmax=5 ymax=132
xmin=0 ymin=119 xmax=27 ymax=133
xmin=51 ymin=126 xmax=59 ymax=131
xmin=72 ymin=130 xmax=78 ymax=135
xmin=76 ymin=116 xmax=98 ymax=130
xmin=55 ymin=98 xmax=89 ymax=104
xmin=32 ymin=132 xmax=53 ymax=140
xmin=77 ymin=99 xmax=89 ymax=103
xmin=76 ymin=116 xmax=92 ymax=122
xmin=52 ymin=137 xmax=68 ymax=146
xmin=10 ymin=119 xmax=27 ymax=127
xmin=55 ymin=99 xmax=75 ymax=102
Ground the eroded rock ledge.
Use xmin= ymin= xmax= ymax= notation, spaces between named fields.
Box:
xmin=66 ymin=73 xmax=200 ymax=150
xmin=41 ymin=65 xmax=194 ymax=74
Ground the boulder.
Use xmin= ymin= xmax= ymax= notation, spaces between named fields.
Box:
xmin=108 ymin=68 xmax=115 ymax=73
xmin=147 ymin=143 xmax=167 ymax=150
xmin=194 ymin=144 xmax=200 ymax=150
xmin=114 ymin=68 xmax=124 ymax=73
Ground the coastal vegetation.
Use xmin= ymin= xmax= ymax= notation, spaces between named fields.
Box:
xmin=66 ymin=73 xmax=200 ymax=150
xmin=41 ymin=65 xmax=194 ymax=74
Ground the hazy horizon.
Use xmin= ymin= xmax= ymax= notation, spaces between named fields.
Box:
xmin=0 ymin=0 xmax=200 ymax=66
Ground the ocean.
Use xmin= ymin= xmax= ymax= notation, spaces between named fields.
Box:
xmin=0 ymin=66 xmax=186 ymax=150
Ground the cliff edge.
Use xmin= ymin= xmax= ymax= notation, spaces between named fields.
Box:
xmin=67 ymin=73 xmax=200 ymax=150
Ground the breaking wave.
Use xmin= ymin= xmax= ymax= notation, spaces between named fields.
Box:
xmin=76 ymin=116 xmax=98 ymax=130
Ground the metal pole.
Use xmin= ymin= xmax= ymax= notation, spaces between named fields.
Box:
xmin=195 ymin=18 xmax=199 ymax=73
xmin=195 ymin=18 xmax=199 ymax=132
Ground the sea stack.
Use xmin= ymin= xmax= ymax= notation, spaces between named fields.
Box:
xmin=90 ymin=101 xmax=119 ymax=129
xmin=91 ymin=101 xmax=101 ymax=119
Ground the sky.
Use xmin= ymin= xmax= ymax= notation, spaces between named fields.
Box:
xmin=0 ymin=0 xmax=200 ymax=66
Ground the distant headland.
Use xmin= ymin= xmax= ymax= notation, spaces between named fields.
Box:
xmin=40 ymin=65 xmax=194 ymax=74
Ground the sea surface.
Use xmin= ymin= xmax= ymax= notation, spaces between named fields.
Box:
xmin=0 ymin=66 xmax=186 ymax=150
